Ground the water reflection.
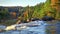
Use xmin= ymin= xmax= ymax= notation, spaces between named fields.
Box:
xmin=46 ymin=21 xmax=60 ymax=34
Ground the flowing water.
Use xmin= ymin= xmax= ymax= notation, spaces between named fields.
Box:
xmin=0 ymin=21 xmax=60 ymax=34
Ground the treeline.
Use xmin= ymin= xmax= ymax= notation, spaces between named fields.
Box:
xmin=20 ymin=0 xmax=60 ymax=21
xmin=0 ymin=8 xmax=10 ymax=20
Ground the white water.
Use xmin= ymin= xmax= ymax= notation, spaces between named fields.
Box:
xmin=0 ymin=21 xmax=47 ymax=34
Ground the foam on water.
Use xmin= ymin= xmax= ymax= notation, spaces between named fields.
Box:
xmin=0 ymin=21 xmax=47 ymax=34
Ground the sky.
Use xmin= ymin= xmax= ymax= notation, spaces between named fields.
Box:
xmin=0 ymin=0 xmax=46 ymax=7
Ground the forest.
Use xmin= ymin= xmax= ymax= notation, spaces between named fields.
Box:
xmin=0 ymin=0 xmax=60 ymax=25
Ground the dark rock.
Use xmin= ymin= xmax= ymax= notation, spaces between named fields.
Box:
xmin=42 ymin=16 xmax=55 ymax=21
xmin=31 ymin=18 xmax=40 ymax=21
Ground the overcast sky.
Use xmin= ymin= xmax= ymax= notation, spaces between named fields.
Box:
xmin=0 ymin=0 xmax=46 ymax=7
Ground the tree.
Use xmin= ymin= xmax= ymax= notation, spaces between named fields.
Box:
xmin=0 ymin=8 xmax=9 ymax=22
xmin=32 ymin=3 xmax=44 ymax=18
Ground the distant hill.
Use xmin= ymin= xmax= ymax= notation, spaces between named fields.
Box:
xmin=0 ymin=6 xmax=25 ymax=19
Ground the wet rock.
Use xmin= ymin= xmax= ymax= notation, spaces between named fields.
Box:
xmin=42 ymin=16 xmax=55 ymax=21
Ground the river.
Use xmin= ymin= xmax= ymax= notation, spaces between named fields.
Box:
xmin=0 ymin=21 xmax=60 ymax=34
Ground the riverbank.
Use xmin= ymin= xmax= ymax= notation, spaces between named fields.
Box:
xmin=0 ymin=19 xmax=59 ymax=26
